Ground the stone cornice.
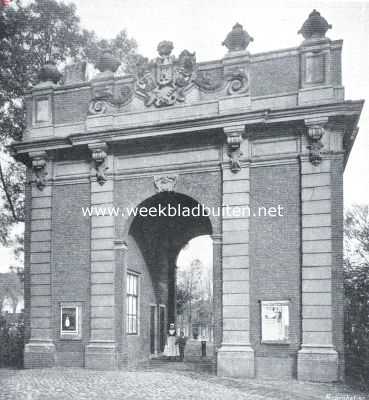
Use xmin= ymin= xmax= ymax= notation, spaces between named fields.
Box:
xmin=12 ymin=100 xmax=363 ymax=157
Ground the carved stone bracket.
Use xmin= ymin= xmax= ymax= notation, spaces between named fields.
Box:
xmin=305 ymin=118 xmax=328 ymax=166
xmin=89 ymin=143 xmax=109 ymax=185
xmin=224 ymin=126 xmax=244 ymax=173
xmin=154 ymin=175 xmax=178 ymax=192
xmin=31 ymin=151 xmax=48 ymax=190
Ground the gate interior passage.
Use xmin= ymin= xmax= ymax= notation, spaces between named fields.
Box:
xmin=16 ymin=10 xmax=363 ymax=382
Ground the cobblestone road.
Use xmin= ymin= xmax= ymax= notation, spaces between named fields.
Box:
xmin=0 ymin=367 xmax=368 ymax=400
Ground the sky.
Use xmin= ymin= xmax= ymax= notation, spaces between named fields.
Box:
xmin=1 ymin=0 xmax=368 ymax=272
xmin=177 ymin=235 xmax=213 ymax=273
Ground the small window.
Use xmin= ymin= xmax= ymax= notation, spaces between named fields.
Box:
xmin=305 ymin=54 xmax=325 ymax=84
xmin=126 ymin=272 xmax=139 ymax=335
xmin=261 ymin=300 xmax=289 ymax=343
xmin=60 ymin=303 xmax=82 ymax=339
xmin=35 ymin=98 xmax=50 ymax=123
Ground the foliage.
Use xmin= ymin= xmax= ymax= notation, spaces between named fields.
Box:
xmin=0 ymin=271 xmax=23 ymax=314
xmin=0 ymin=0 xmax=145 ymax=252
xmin=176 ymin=258 xmax=213 ymax=338
xmin=344 ymin=205 xmax=369 ymax=389
xmin=0 ymin=313 xmax=24 ymax=368
xmin=176 ymin=259 xmax=202 ymax=318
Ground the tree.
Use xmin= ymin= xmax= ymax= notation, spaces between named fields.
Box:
xmin=0 ymin=0 xmax=144 ymax=254
xmin=177 ymin=259 xmax=202 ymax=326
xmin=0 ymin=271 xmax=23 ymax=314
xmin=344 ymin=205 xmax=369 ymax=263
xmin=344 ymin=205 xmax=369 ymax=389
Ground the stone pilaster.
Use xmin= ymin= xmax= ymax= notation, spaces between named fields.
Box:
xmin=298 ymin=119 xmax=338 ymax=382
xmin=212 ymin=234 xmax=222 ymax=350
xmin=114 ymin=240 xmax=128 ymax=369
xmin=85 ymin=143 xmax=117 ymax=369
xmin=217 ymin=125 xmax=254 ymax=378
xmin=24 ymin=151 xmax=55 ymax=368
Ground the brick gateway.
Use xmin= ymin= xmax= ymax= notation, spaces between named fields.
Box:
xmin=13 ymin=11 xmax=363 ymax=381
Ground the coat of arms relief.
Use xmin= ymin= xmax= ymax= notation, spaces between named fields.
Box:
xmin=136 ymin=41 xmax=196 ymax=107
xmin=88 ymin=34 xmax=250 ymax=114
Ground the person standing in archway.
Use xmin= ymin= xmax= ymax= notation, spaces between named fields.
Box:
xmin=176 ymin=331 xmax=187 ymax=362
xmin=163 ymin=323 xmax=179 ymax=360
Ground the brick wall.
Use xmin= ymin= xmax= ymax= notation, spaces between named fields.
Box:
xmin=52 ymin=183 xmax=90 ymax=367
xmin=54 ymin=88 xmax=90 ymax=125
xmin=250 ymin=163 xmax=301 ymax=379
xmin=126 ymin=235 xmax=156 ymax=366
xmin=250 ymin=56 xmax=299 ymax=97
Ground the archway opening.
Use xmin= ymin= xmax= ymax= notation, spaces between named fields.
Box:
xmin=176 ymin=235 xmax=214 ymax=343
xmin=127 ymin=192 xmax=213 ymax=360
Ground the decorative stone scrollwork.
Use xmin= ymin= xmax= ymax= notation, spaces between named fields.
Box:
xmin=89 ymin=100 xmax=108 ymax=115
xmin=135 ymin=41 xmax=196 ymax=107
xmin=306 ymin=125 xmax=325 ymax=166
xmin=89 ymin=144 xmax=109 ymax=185
xmin=31 ymin=152 xmax=48 ymax=190
xmin=194 ymin=68 xmax=225 ymax=92
xmin=224 ymin=127 xmax=244 ymax=173
xmin=154 ymin=175 xmax=178 ymax=193
xmin=88 ymin=84 xmax=134 ymax=115
xmin=225 ymin=67 xmax=249 ymax=95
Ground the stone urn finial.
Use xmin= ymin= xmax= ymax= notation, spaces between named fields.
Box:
xmin=157 ymin=41 xmax=174 ymax=58
xmin=298 ymin=9 xmax=332 ymax=40
xmin=157 ymin=40 xmax=174 ymax=58
xmin=222 ymin=23 xmax=253 ymax=52
xmin=38 ymin=57 xmax=62 ymax=85
xmin=95 ymin=48 xmax=120 ymax=74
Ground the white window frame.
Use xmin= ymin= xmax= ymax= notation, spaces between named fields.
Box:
xmin=126 ymin=271 xmax=140 ymax=335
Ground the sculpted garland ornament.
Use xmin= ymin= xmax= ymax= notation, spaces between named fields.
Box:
xmin=89 ymin=144 xmax=109 ymax=185
xmin=307 ymin=125 xmax=324 ymax=166
xmin=136 ymin=41 xmax=196 ymax=107
xmin=224 ymin=127 xmax=244 ymax=173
